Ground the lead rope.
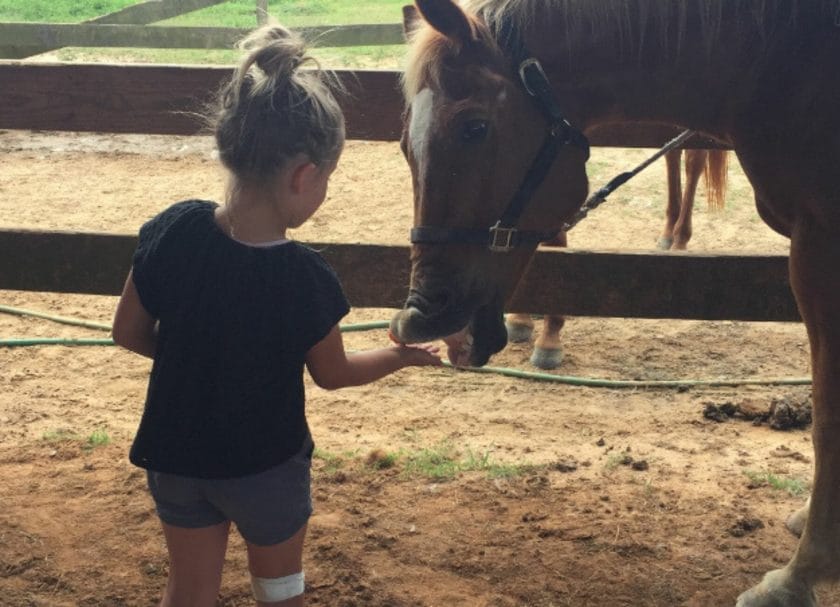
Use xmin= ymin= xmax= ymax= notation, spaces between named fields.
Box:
xmin=562 ymin=129 xmax=697 ymax=232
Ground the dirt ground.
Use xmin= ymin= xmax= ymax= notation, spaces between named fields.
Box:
xmin=0 ymin=129 xmax=833 ymax=606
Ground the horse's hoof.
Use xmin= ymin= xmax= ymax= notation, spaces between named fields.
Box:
xmin=785 ymin=498 xmax=809 ymax=537
xmin=530 ymin=347 xmax=563 ymax=370
xmin=656 ymin=236 xmax=673 ymax=250
xmin=505 ymin=322 xmax=534 ymax=343
xmin=735 ymin=568 xmax=816 ymax=607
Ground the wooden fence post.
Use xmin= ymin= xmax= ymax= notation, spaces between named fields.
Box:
xmin=256 ymin=0 xmax=269 ymax=24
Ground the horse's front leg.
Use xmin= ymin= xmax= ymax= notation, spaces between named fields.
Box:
xmin=531 ymin=231 xmax=567 ymax=369
xmin=504 ymin=312 xmax=534 ymax=343
xmin=737 ymin=214 xmax=840 ymax=607
xmin=530 ymin=312 xmax=566 ymax=369
xmin=504 ymin=312 xmax=567 ymax=369
xmin=505 ymin=231 xmax=567 ymax=369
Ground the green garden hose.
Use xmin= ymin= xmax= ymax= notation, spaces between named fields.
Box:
xmin=0 ymin=304 xmax=812 ymax=388
xmin=2 ymin=337 xmax=115 ymax=347
xmin=0 ymin=304 xmax=112 ymax=331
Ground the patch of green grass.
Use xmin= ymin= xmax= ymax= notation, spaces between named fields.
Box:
xmin=0 ymin=0 xmax=137 ymax=22
xmin=87 ymin=429 xmax=111 ymax=448
xmin=461 ymin=449 xmax=530 ymax=479
xmin=42 ymin=427 xmax=111 ymax=450
xmin=365 ymin=450 xmax=399 ymax=470
xmin=2 ymin=0 xmax=409 ymax=67
xmin=402 ymin=441 xmax=534 ymax=481
xmin=312 ymin=441 xmax=534 ymax=481
xmin=0 ymin=0 xmax=408 ymax=26
xmin=403 ymin=441 xmax=461 ymax=481
xmin=744 ymin=470 xmax=808 ymax=496
xmin=42 ymin=428 xmax=81 ymax=442
xmin=313 ymin=447 xmax=349 ymax=474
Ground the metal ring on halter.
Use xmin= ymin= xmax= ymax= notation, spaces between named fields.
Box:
xmin=518 ymin=58 xmax=547 ymax=97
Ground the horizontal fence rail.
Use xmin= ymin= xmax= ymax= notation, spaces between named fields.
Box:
xmin=0 ymin=62 xmax=727 ymax=147
xmin=0 ymin=22 xmax=405 ymax=51
xmin=0 ymin=0 xmax=228 ymax=59
xmin=0 ymin=230 xmax=798 ymax=322
xmin=1 ymin=62 xmax=760 ymax=323
xmin=0 ymin=62 xmax=403 ymax=141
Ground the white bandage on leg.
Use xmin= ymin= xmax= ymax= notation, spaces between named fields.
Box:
xmin=251 ymin=571 xmax=305 ymax=603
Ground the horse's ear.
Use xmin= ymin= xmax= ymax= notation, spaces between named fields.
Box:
xmin=402 ymin=5 xmax=421 ymax=39
xmin=414 ymin=0 xmax=474 ymax=45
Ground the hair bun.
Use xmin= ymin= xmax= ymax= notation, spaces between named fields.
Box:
xmin=213 ymin=20 xmax=345 ymax=179
xmin=238 ymin=23 xmax=308 ymax=82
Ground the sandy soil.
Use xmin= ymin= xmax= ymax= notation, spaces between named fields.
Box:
xmin=0 ymin=129 xmax=832 ymax=606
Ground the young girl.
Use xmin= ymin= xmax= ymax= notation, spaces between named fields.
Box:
xmin=112 ymin=23 xmax=441 ymax=607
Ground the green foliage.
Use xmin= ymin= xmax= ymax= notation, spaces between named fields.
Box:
xmin=402 ymin=441 xmax=533 ymax=481
xmin=313 ymin=447 xmax=349 ymax=474
xmin=41 ymin=427 xmax=111 ymax=450
xmin=403 ymin=442 xmax=462 ymax=480
xmin=0 ymin=0 xmax=137 ymax=22
xmin=365 ymin=450 xmax=398 ymax=470
xmin=0 ymin=0 xmax=408 ymax=26
xmin=2 ymin=0 xmax=408 ymax=67
xmin=42 ymin=428 xmax=80 ymax=442
xmin=87 ymin=429 xmax=111 ymax=448
xmin=744 ymin=469 xmax=808 ymax=496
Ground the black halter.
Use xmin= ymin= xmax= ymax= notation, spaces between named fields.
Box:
xmin=409 ymin=31 xmax=590 ymax=253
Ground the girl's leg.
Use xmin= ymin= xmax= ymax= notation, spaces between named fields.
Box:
xmin=246 ymin=524 xmax=308 ymax=607
xmin=159 ymin=520 xmax=231 ymax=607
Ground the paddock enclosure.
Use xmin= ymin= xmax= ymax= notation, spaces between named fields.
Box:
xmin=0 ymin=5 xmax=835 ymax=607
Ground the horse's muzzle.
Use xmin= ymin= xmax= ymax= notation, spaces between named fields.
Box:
xmin=389 ymin=295 xmax=508 ymax=367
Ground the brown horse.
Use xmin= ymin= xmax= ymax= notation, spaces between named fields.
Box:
xmin=390 ymin=1 xmax=840 ymax=604
xmin=660 ymin=147 xmax=728 ymax=250
xmin=505 ymin=147 xmax=729 ymax=368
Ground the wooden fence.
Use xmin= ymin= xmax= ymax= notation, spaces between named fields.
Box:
xmin=0 ymin=0 xmax=229 ymax=59
xmin=0 ymin=60 xmax=798 ymax=322
xmin=0 ymin=0 xmax=403 ymax=60
xmin=0 ymin=22 xmax=405 ymax=52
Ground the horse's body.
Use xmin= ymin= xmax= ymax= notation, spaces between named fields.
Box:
xmin=391 ymin=1 xmax=840 ymax=604
xmin=506 ymin=147 xmax=729 ymax=368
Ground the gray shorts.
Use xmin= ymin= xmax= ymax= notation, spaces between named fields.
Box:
xmin=146 ymin=436 xmax=314 ymax=546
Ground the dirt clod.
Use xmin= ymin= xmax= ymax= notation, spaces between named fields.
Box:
xmin=728 ymin=517 xmax=765 ymax=537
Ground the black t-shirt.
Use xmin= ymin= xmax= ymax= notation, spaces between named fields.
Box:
xmin=129 ymin=200 xmax=349 ymax=479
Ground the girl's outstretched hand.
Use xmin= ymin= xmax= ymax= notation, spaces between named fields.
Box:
xmin=397 ymin=342 xmax=443 ymax=367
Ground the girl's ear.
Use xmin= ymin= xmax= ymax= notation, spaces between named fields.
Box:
xmin=414 ymin=0 xmax=474 ymax=45
xmin=290 ymin=161 xmax=318 ymax=195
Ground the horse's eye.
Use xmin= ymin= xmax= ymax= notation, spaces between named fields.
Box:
xmin=461 ymin=119 xmax=489 ymax=143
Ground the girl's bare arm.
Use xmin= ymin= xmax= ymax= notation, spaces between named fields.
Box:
xmin=112 ymin=270 xmax=158 ymax=358
xmin=306 ymin=325 xmax=440 ymax=390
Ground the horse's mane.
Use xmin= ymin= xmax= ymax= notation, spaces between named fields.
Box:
xmin=404 ymin=0 xmax=840 ymax=99
xmin=402 ymin=10 xmax=501 ymax=101
xmin=462 ymin=0 xmax=840 ymax=40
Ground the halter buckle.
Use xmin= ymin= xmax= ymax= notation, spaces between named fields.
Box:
xmin=489 ymin=222 xmax=517 ymax=252
xmin=518 ymin=58 xmax=547 ymax=98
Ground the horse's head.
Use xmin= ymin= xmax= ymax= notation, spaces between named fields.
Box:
xmin=390 ymin=0 xmax=589 ymax=366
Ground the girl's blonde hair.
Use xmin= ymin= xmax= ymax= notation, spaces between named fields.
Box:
xmin=213 ymin=23 xmax=345 ymax=182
